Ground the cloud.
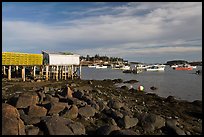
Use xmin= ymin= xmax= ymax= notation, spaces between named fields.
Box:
xmin=2 ymin=2 xmax=202 ymax=62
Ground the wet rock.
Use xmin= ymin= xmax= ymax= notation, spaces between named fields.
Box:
xmin=2 ymin=103 xmax=26 ymax=135
xmin=96 ymin=125 xmax=120 ymax=135
xmin=118 ymin=115 xmax=138 ymax=129
xmin=110 ymin=129 xmax=138 ymax=135
xmin=62 ymin=105 xmax=78 ymax=119
xmin=123 ymin=80 xmax=139 ymax=84
xmin=107 ymin=99 xmax=124 ymax=110
xmin=73 ymin=90 xmax=84 ymax=99
xmin=139 ymin=113 xmax=165 ymax=133
xmin=44 ymin=115 xmax=74 ymax=135
xmin=112 ymin=79 xmax=123 ymax=83
xmin=166 ymin=119 xmax=186 ymax=135
xmin=28 ymin=105 xmax=47 ymax=117
xmin=120 ymin=85 xmax=129 ymax=90
xmin=16 ymin=93 xmax=39 ymax=108
xmin=150 ymin=86 xmax=158 ymax=90
xmin=25 ymin=125 xmax=39 ymax=135
xmin=166 ymin=96 xmax=176 ymax=103
xmin=68 ymin=122 xmax=86 ymax=135
xmin=78 ymin=105 xmax=96 ymax=118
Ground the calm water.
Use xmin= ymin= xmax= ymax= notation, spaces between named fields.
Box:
xmin=81 ymin=66 xmax=202 ymax=102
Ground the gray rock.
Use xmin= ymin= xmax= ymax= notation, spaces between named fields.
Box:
xmin=107 ymin=99 xmax=124 ymax=110
xmin=139 ymin=113 xmax=165 ymax=133
xmin=68 ymin=122 xmax=86 ymax=135
xmin=28 ymin=105 xmax=47 ymax=117
xmin=16 ymin=93 xmax=39 ymax=108
xmin=118 ymin=115 xmax=138 ymax=129
xmin=78 ymin=105 xmax=96 ymax=118
xmin=166 ymin=119 xmax=186 ymax=135
xmin=44 ymin=116 xmax=74 ymax=135
xmin=48 ymin=102 xmax=67 ymax=115
xmin=96 ymin=125 xmax=120 ymax=135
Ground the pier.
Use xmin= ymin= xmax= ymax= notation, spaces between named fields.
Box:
xmin=2 ymin=51 xmax=82 ymax=81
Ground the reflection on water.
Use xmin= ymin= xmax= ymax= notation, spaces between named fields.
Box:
xmin=81 ymin=66 xmax=202 ymax=102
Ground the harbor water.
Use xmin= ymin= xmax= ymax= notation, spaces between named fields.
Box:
xmin=81 ymin=66 xmax=202 ymax=102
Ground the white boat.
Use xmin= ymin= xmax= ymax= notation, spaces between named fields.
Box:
xmin=135 ymin=64 xmax=148 ymax=70
xmin=146 ymin=65 xmax=165 ymax=71
xmin=88 ymin=64 xmax=97 ymax=68
xmin=191 ymin=66 xmax=197 ymax=69
xmin=95 ymin=65 xmax=108 ymax=69
xmin=120 ymin=65 xmax=131 ymax=70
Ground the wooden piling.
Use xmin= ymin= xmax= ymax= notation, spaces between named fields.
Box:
xmin=71 ymin=65 xmax=74 ymax=80
xmin=3 ymin=66 xmax=6 ymax=75
xmin=16 ymin=66 xmax=19 ymax=76
xmin=56 ymin=65 xmax=59 ymax=81
xmin=22 ymin=66 xmax=25 ymax=81
xmin=64 ymin=66 xmax=67 ymax=80
xmin=46 ymin=65 xmax=49 ymax=81
xmin=8 ymin=66 xmax=11 ymax=80
xmin=79 ymin=65 xmax=82 ymax=79
xmin=33 ymin=66 xmax=36 ymax=78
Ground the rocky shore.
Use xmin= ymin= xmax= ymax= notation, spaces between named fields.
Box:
xmin=2 ymin=78 xmax=202 ymax=135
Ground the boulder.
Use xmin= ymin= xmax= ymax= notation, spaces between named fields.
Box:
xmin=68 ymin=122 xmax=86 ymax=135
xmin=62 ymin=105 xmax=78 ymax=119
xmin=28 ymin=105 xmax=47 ymax=117
xmin=16 ymin=93 xmax=39 ymax=108
xmin=118 ymin=115 xmax=138 ymax=129
xmin=44 ymin=115 xmax=74 ymax=135
xmin=78 ymin=105 xmax=96 ymax=118
xmin=2 ymin=103 xmax=26 ymax=135
xmin=96 ymin=125 xmax=120 ymax=135
xmin=166 ymin=119 xmax=186 ymax=135
xmin=48 ymin=102 xmax=67 ymax=115
xmin=107 ymin=100 xmax=124 ymax=110
xmin=139 ymin=113 xmax=165 ymax=133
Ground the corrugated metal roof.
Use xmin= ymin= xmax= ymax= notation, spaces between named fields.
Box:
xmin=42 ymin=50 xmax=80 ymax=56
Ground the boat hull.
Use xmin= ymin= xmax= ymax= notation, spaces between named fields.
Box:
xmin=175 ymin=67 xmax=193 ymax=70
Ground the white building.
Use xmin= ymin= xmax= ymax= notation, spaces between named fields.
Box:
xmin=42 ymin=50 xmax=80 ymax=65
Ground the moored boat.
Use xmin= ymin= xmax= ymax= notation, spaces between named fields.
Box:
xmin=146 ymin=65 xmax=165 ymax=71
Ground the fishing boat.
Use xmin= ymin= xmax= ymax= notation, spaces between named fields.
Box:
xmin=174 ymin=64 xmax=193 ymax=70
xmin=95 ymin=65 xmax=108 ymax=69
xmin=146 ymin=65 xmax=165 ymax=71
xmin=120 ymin=65 xmax=131 ymax=70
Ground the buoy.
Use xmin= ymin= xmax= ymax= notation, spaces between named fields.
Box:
xmin=138 ymin=85 xmax=144 ymax=91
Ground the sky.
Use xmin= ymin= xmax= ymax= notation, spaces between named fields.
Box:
xmin=2 ymin=2 xmax=202 ymax=63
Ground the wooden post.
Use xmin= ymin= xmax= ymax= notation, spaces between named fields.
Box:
xmin=8 ymin=66 xmax=11 ymax=80
xmin=46 ymin=65 xmax=49 ymax=81
xmin=41 ymin=66 xmax=44 ymax=77
xmin=3 ymin=66 xmax=6 ymax=75
xmin=71 ymin=65 xmax=74 ymax=80
xmin=79 ymin=65 xmax=82 ymax=79
xmin=33 ymin=66 xmax=36 ymax=78
xmin=16 ymin=66 xmax=19 ymax=76
xmin=64 ymin=66 xmax=67 ymax=80
xmin=22 ymin=66 xmax=25 ymax=81
xmin=56 ymin=65 xmax=58 ymax=81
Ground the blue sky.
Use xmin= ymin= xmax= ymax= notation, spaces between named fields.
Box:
xmin=2 ymin=2 xmax=202 ymax=63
